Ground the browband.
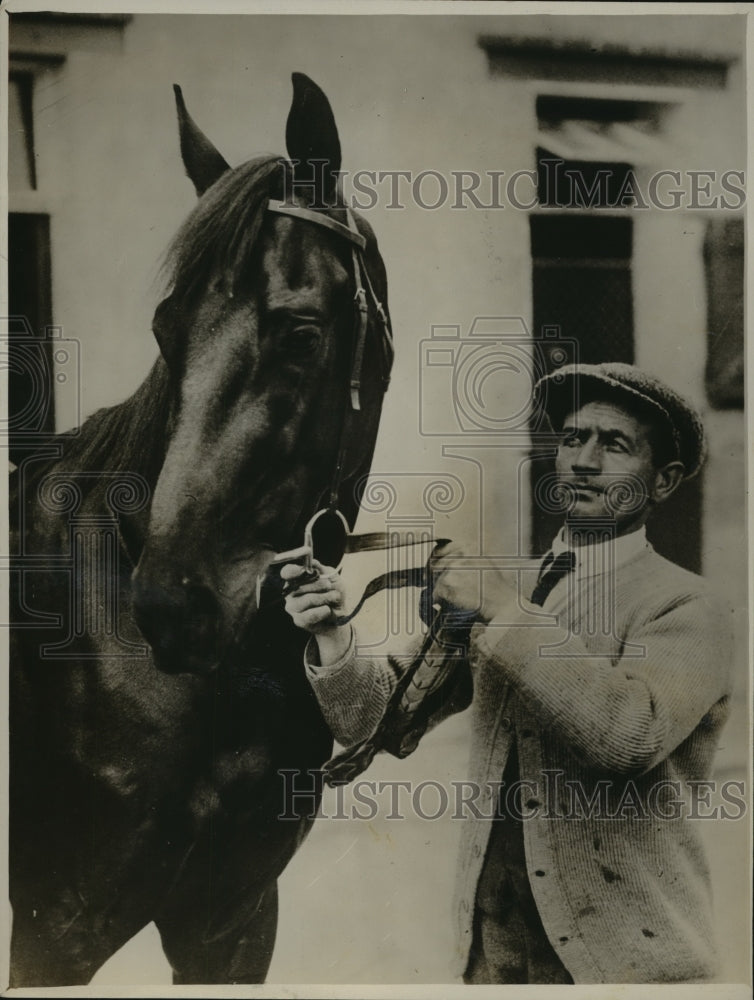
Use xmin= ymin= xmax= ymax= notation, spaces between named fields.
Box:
xmin=267 ymin=199 xmax=367 ymax=250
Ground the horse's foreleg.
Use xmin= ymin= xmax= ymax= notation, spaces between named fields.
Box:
xmin=10 ymin=905 xmax=115 ymax=987
xmin=155 ymin=881 xmax=279 ymax=985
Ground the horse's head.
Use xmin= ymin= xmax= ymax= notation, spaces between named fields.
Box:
xmin=131 ymin=74 xmax=392 ymax=675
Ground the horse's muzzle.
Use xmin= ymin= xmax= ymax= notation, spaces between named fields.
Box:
xmin=131 ymin=568 xmax=222 ymax=675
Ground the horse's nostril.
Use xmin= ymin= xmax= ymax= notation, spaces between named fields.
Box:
xmin=183 ymin=581 xmax=220 ymax=632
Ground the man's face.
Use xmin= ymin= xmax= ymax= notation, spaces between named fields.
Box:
xmin=554 ymin=399 xmax=666 ymax=535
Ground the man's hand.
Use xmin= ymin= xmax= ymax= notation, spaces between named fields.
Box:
xmin=281 ymin=560 xmax=347 ymax=632
xmin=281 ymin=561 xmax=352 ymax=666
xmin=430 ymin=543 xmax=517 ymax=624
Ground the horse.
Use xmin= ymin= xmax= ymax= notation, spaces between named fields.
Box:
xmin=8 ymin=73 xmax=393 ymax=986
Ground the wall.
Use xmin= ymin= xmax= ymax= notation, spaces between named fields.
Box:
xmin=14 ymin=13 xmax=745 ymax=552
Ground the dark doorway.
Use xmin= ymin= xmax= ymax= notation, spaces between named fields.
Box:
xmin=528 ymin=211 xmax=702 ymax=572
xmin=529 ymin=214 xmax=634 ymax=557
xmin=7 ymin=212 xmax=54 ymax=465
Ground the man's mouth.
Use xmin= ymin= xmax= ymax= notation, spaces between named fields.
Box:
xmin=566 ymin=483 xmax=603 ymax=499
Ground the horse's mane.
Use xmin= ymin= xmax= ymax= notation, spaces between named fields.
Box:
xmin=15 ymin=360 xmax=173 ymax=509
xmin=161 ymin=154 xmax=389 ymax=307
xmin=15 ymin=153 xmax=390 ymax=526
xmin=17 ymin=156 xmax=295 ymax=509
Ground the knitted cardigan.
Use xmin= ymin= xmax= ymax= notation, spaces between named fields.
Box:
xmin=306 ymin=545 xmax=732 ymax=983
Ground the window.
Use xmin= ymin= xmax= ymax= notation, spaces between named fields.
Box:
xmin=9 ymin=73 xmax=37 ymax=191
xmin=529 ymin=213 xmax=636 ymax=555
xmin=478 ymin=37 xmax=737 ymax=572
xmin=7 ymin=214 xmax=55 ymax=465
xmin=704 ymin=217 xmax=743 ymax=409
xmin=7 ymin=67 xmax=54 ymax=464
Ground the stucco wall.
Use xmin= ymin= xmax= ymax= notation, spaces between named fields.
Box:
xmin=16 ymin=13 xmax=745 ymax=556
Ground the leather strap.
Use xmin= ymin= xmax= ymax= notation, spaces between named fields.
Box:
xmin=349 ymin=244 xmax=369 ymax=411
xmin=322 ymin=602 xmax=473 ymax=786
xmin=267 ymin=199 xmax=367 ymax=249
xmin=331 ymin=537 xmax=451 ymax=626
xmin=266 ymin=196 xmax=392 ymax=515
xmin=345 ymin=531 xmax=449 ymax=555
xmin=264 ymin=527 xmax=471 ymax=786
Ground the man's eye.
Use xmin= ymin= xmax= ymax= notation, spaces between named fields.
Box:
xmin=607 ymin=440 xmax=628 ymax=453
xmin=561 ymin=434 xmax=580 ymax=447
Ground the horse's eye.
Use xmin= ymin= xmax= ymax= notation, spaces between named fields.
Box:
xmin=282 ymin=327 xmax=322 ymax=356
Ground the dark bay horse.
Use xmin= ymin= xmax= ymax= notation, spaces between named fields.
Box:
xmin=9 ymin=74 xmax=392 ymax=985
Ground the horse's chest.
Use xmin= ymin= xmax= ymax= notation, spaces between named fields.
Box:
xmin=187 ymin=743 xmax=275 ymax=825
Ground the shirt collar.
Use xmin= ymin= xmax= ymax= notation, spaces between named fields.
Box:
xmin=550 ymin=525 xmax=650 ymax=576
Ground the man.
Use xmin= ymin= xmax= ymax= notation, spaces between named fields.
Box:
xmin=283 ymin=362 xmax=732 ymax=984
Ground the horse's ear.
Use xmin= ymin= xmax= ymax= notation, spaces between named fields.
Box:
xmin=173 ymin=84 xmax=231 ymax=196
xmin=285 ymin=73 xmax=341 ymax=208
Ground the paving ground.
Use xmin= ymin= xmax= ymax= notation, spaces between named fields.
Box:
xmin=92 ymin=702 xmax=749 ymax=988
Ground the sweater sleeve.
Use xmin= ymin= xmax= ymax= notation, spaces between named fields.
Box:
xmin=304 ymin=631 xmax=400 ymax=747
xmin=471 ymin=585 xmax=733 ymax=776
xmin=305 ymin=630 xmax=473 ymax=751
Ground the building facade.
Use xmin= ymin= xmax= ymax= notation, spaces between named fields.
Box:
xmin=5 ymin=9 xmax=748 ymax=986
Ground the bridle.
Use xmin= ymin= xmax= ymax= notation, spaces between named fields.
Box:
xmin=267 ymin=198 xmax=393 ymax=409
xmin=267 ymin=197 xmax=394 ymax=536
xmin=263 ymin=196 xmax=473 ymax=787
xmin=268 ymin=195 xmax=403 ymax=557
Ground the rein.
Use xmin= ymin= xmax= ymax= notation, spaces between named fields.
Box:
xmin=262 ymin=512 xmax=476 ymax=788
xmin=262 ymin=197 xmax=472 ymax=786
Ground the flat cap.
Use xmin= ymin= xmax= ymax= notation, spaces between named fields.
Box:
xmin=533 ymin=362 xmax=706 ymax=479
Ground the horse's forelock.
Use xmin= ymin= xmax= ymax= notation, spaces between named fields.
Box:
xmin=162 ymin=157 xmax=387 ymax=314
xmin=161 ymin=155 xmax=292 ymax=301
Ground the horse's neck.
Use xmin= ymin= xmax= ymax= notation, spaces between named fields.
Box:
xmin=24 ymin=359 xmax=172 ymax=561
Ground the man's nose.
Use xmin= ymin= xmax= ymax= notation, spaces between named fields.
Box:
xmin=571 ymin=439 xmax=601 ymax=473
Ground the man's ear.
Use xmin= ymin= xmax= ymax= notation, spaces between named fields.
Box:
xmin=651 ymin=461 xmax=686 ymax=504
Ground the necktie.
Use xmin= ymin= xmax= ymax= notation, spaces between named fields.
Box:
xmin=530 ymin=550 xmax=575 ymax=607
